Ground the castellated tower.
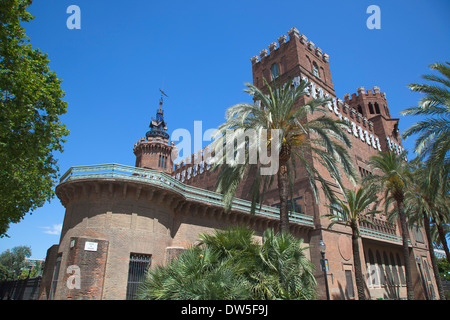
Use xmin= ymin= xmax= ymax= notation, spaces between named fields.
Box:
xmin=251 ymin=27 xmax=334 ymax=96
xmin=133 ymin=96 xmax=176 ymax=174
xmin=344 ymin=87 xmax=403 ymax=154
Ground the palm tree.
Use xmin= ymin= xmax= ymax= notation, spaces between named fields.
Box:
xmin=401 ymin=61 xmax=450 ymax=169
xmin=404 ymin=161 xmax=447 ymax=299
xmin=322 ymin=186 xmax=380 ymax=300
xmin=364 ymin=150 xmax=415 ymax=300
xmin=213 ymin=78 xmax=356 ymax=233
xmin=135 ymin=226 xmax=317 ymax=300
xmin=254 ymin=228 xmax=317 ymax=299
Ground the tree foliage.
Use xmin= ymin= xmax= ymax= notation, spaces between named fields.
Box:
xmin=401 ymin=61 xmax=450 ymax=169
xmin=0 ymin=245 xmax=31 ymax=280
xmin=136 ymin=227 xmax=317 ymax=300
xmin=0 ymin=0 xmax=69 ymax=237
xmin=364 ymin=150 xmax=415 ymax=300
xmin=213 ymin=79 xmax=356 ymax=232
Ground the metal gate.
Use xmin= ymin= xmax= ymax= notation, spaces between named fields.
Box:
xmin=126 ymin=253 xmax=151 ymax=300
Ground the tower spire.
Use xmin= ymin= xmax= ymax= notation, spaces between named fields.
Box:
xmin=134 ymin=89 xmax=174 ymax=173
xmin=145 ymin=90 xmax=169 ymax=140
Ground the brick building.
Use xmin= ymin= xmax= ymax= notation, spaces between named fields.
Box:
xmin=39 ymin=27 xmax=437 ymax=300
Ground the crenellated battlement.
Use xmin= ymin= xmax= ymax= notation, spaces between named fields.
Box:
xmin=172 ymin=144 xmax=214 ymax=183
xmin=344 ymin=86 xmax=387 ymax=103
xmin=343 ymin=86 xmax=391 ymax=121
xmin=250 ymin=27 xmax=330 ymax=65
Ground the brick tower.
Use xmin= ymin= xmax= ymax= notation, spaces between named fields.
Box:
xmin=133 ymin=92 xmax=176 ymax=174
xmin=343 ymin=87 xmax=403 ymax=154
xmin=251 ymin=27 xmax=334 ymax=97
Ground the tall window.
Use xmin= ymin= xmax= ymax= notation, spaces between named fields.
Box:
xmin=126 ymin=253 xmax=152 ymax=300
xmin=390 ymin=252 xmax=400 ymax=285
xmin=396 ymin=253 xmax=406 ymax=285
xmin=376 ymin=250 xmax=386 ymax=285
xmin=367 ymin=249 xmax=380 ymax=287
xmin=270 ymin=63 xmax=279 ymax=80
xmin=345 ymin=270 xmax=355 ymax=298
xmin=368 ymin=103 xmax=375 ymax=114
xmin=312 ymin=61 xmax=320 ymax=78
xmin=383 ymin=252 xmax=393 ymax=285
xmin=384 ymin=105 xmax=390 ymax=117
xmin=374 ymin=102 xmax=381 ymax=114
xmin=49 ymin=254 xmax=62 ymax=300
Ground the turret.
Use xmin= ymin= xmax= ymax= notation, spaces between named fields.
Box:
xmin=344 ymin=86 xmax=403 ymax=154
xmin=133 ymin=91 xmax=177 ymax=174
xmin=251 ymin=26 xmax=334 ymax=96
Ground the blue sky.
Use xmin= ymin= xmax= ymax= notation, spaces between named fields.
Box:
xmin=1 ymin=0 xmax=449 ymax=259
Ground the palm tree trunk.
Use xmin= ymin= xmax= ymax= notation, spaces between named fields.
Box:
xmin=278 ymin=158 xmax=290 ymax=234
xmin=423 ymin=210 xmax=445 ymax=300
xmin=351 ymin=220 xmax=366 ymax=300
xmin=397 ymin=200 xmax=415 ymax=300
xmin=436 ymin=212 xmax=450 ymax=263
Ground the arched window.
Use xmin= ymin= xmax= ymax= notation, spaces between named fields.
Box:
xmin=374 ymin=102 xmax=380 ymax=114
xmin=312 ymin=61 xmax=320 ymax=78
xmin=368 ymin=103 xmax=375 ymax=114
xmin=270 ymin=63 xmax=279 ymax=80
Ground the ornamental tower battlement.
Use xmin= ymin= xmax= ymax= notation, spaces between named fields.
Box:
xmin=344 ymin=86 xmax=390 ymax=119
xmin=344 ymin=86 xmax=403 ymax=154
xmin=251 ymin=26 xmax=334 ymax=96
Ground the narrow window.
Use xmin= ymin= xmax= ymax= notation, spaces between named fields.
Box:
xmin=270 ymin=63 xmax=279 ymax=80
xmin=396 ymin=253 xmax=406 ymax=285
xmin=320 ymin=66 xmax=326 ymax=83
xmin=158 ymin=155 xmax=161 ymax=167
xmin=374 ymin=102 xmax=380 ymax=114
xmin=368 ymin=249 xmax=379 ymax=286
xmin=345 ymin=270 xmax=355 ymax=299
xmin=312 ymin=61 xmax=320 ymax=78
xmin=390 ymin=253 xmax=400 ymax=285
xmin=126 ymin=253 xmax=152 ymax=300
xmin=383 ymin=252 xmax=393 ymax=285
xmin=376 ymin=250 xmax=386 ymax=285
xmin=384 ymin=105 xmax=390 ymax=117
xmin=49 ymin=254 xmax=62 ymax=300
xmin=368 ymin=103 xmax=375 ymax=114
